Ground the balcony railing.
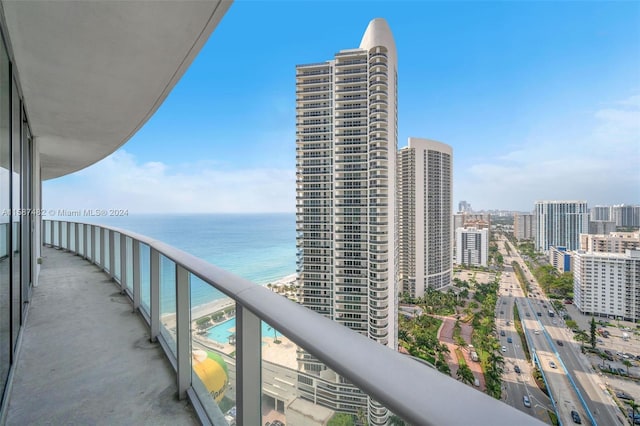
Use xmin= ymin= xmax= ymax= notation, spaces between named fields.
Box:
xmin=42 ymin=219 xmax=542 ymax=426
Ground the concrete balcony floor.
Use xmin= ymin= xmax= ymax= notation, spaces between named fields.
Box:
xmin=5 ymin=247 xmax=198 ymax=425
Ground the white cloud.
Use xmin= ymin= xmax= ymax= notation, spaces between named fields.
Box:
xmin=457 ymin=94 xmax=640 ymax=211
xmin=44 ymin=150 xmax=295 ymax=214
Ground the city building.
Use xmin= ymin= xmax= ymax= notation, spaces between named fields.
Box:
xmin=588 ymin=220 xmax=617 ymax=235
xmin=514 ymin=213 xmax=535 ymax=241
xmin=580 ymin=231 xmax=640 ymax=254
xmin=458 ymin=200 xmax=472 ymax=213
xmin=611 ymin=204 xmax=640 ymax=228
xmin=295 ymin=18 xmax=397 ymax=424
xmin=397 ymin=138 xmax=453 ymax=296
xmin=590 ymin=205 xmax=611 ymax=222
xmin=534 ymin=200 xmax=589 ymax=253
xmin=455 ymin=226 xmax=489 ymax=267
xmin=549 ymin=246 xmax=572 ymax=273
xmin=573 ymin=250 xmax=640 ymax=321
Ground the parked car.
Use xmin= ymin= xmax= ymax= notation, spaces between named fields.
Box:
xmin=506 ymin=321 xmax=510 ymax=326
xmin=523 ymin=395 xmax=531 ymax=407
xmin=571 ymin=410 xmax=582 ymax=424
xmin=537 ymin=312 xmax=542 ymax=316
xmin=556 ymin=340 xmax=564 ymax=346
xmin=616 ymin=391 xmax=634 ymax=401
xmin=549 ymin=361 xmax=557 ymax=369
xmin=514 ymin=365 xmax=521 ymax=374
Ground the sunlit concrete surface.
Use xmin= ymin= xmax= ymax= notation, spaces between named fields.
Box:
xmin=4 ymin=247 xmax=198 ymax=425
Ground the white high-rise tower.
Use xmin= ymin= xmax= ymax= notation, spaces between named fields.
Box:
xmin=398 ymin=138 xmax=453 ymax=297
xmin=295 ymin=18 xmax=397 ymax=424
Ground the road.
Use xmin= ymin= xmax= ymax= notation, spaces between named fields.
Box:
xmin=497 ymin=264 xmax=553 ymax=424
xmin=500 ymin=237 xmax=624 ymax=426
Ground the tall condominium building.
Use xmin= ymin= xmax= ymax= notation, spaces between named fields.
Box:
xmin=534 ymin=200 xmax=589 ymax=252
xmin=295 ymin=18 xmax=397 ymax=424
xmin=612 ymin=204 xmax=640 ymax=228
xmin=589 ymin=220 xmax=617 ymax=235
xmin=580 ymin=231 xmax=640 ymax=253
xmin=514 ymin=213 xmax=535 ymax=241
xmin=574 ymin=250 xmax=640 ymax=321
xmin=549 ymin=246 xmax=572 ymax=273
xmin=397 ymin=138 xmax=452 ymax=297
xmin=455 ymin=227 xmax=489 ymax=267
xmin=458 ymin=200 xmax=472 ymax=213
xmin=590 ymin=205 xmax=611 ymax=222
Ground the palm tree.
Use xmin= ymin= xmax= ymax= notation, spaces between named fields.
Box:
xmin=456 ymin=363 xmax=475 ymax=385
xmin=623 ymin=359 xmax=633 ymax=376
xmin=266 ymin=325 xmax=281 ymax=344
xmin=628 ymin=400 xmax=640 ymax=423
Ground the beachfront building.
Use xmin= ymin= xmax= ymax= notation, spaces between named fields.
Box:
xmin=534 ymin=200 xmax=589 ymax=253
xmin=397 ymin=138 xmax=453 ymax=296
xmin=455 ymin=226 xmax=489 ymax=267
xmin=295 ymin=18 xmax=398 ymax=424
xmin=573 ymin=250 xmax=640 ymax=321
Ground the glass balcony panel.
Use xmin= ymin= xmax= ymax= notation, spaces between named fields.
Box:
xmin=260 ymin=324 xmax=398 ymax=426
xmin=126 ymin=237 xmax=133 ymax=292
xmin=62 ymin=222 xmax=68 ymax=247
xmin=139 ymin=243 xmax=151 ymax=314
xmin=77 ymin=224 xmax=84 ymax=256
xmin=86 ymin=226 xmax=92 ymax=260
xmin=53 ymin=221 xmax=59 ymax=246
xmin=94 ymin=226 xmax=101 ymax=265
xmin=104 ymin=230 xmax=110 ymax=272
xmin=113 ymin=232 xmax=121 ymax=281
xmin=160 ymin=254 xmax=177 ymax=356
xmin=191 ymin=276 xmax=236 ymax=425
xmin=69 ymin=223 xmax=75 ymax=252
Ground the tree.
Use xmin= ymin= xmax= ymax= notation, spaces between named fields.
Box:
xmin=575 ymin=330 xmax=589 ymax=350
xmin=623 ymin=359 xmax=633 ymax=376
xmin=456 ymin=363 xmax=475 ymax=385
xmin=266 ymin=325 xmax=281 ymax=344
xmin=590 ymin=317 xmax=597 ymax=349
xmin=628 ymin=400 xmax=640 ymax=423
xmin=328 ymin=413 xmax=355 ymax=426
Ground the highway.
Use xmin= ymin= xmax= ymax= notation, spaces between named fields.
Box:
xmin=500 ymin=237 xmax=623 ymax=426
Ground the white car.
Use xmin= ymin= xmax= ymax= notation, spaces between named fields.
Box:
xmin=501 ymin=346 xmax=506 ymax=353
xmin=549 ymin=361 xmax=557 ymax=369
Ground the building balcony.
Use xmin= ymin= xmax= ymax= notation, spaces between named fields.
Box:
xmin=0 ymin=3 xmax=542 ymax=425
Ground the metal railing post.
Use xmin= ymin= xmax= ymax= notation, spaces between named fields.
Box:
xmin=150 ymin=248 xmax=160 ymax=342
xmin=132 ymin=240 xmax=140 ymax=312
xmin=236 ymin=305 xmax=261 ymax=426
xmin=74 ymin=223 xmax=80 ymax=255
xmin=57 ymin=221 xmax=62 ymax=248
xmin=66 ymin=221 xmax=71 ymax=251
xmin=175 ymin=265 xmax=191 ymax=399
xmin=120 ymin=234 xmax=127 ymax=290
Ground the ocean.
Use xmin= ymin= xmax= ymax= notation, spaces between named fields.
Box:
xmin=76 ymin=213 xmax=296 ymax=310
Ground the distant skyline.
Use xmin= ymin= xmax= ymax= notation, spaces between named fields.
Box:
xmin=44 ymin=1 xmax=640 ymax=213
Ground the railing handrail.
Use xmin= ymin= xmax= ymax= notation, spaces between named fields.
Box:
xmin=43 ymin=219 xmax=543 ymax=426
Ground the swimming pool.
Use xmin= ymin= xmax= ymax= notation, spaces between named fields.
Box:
xmin=206 ymin=318 xmax=279 ymax=344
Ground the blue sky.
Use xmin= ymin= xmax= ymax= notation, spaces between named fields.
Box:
xmin=45 ymin=1 xmax=640 ymax=213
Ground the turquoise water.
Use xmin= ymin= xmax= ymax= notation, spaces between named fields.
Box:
xmin=76 ymin=213 xmax=296 ymax=309
xmin=206 ymin=318 xmax=279 ymax=344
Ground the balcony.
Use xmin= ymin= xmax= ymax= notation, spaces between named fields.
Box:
xmin=18 ymin=221 xmax=539 ymax=425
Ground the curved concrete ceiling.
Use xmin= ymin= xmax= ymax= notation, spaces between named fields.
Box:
xmin=1 ymin=0 xmax=232 ymax=180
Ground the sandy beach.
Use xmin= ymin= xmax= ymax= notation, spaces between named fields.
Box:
xmin=189 ymin=273 xmax=297 ymax=320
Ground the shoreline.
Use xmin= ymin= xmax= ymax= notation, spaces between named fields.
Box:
xmin=191 ymin=272 xmax=297 ymax=320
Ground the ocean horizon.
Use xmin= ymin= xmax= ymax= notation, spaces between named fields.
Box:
xmin=58 ymin=213 xmax=297 ymax=309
